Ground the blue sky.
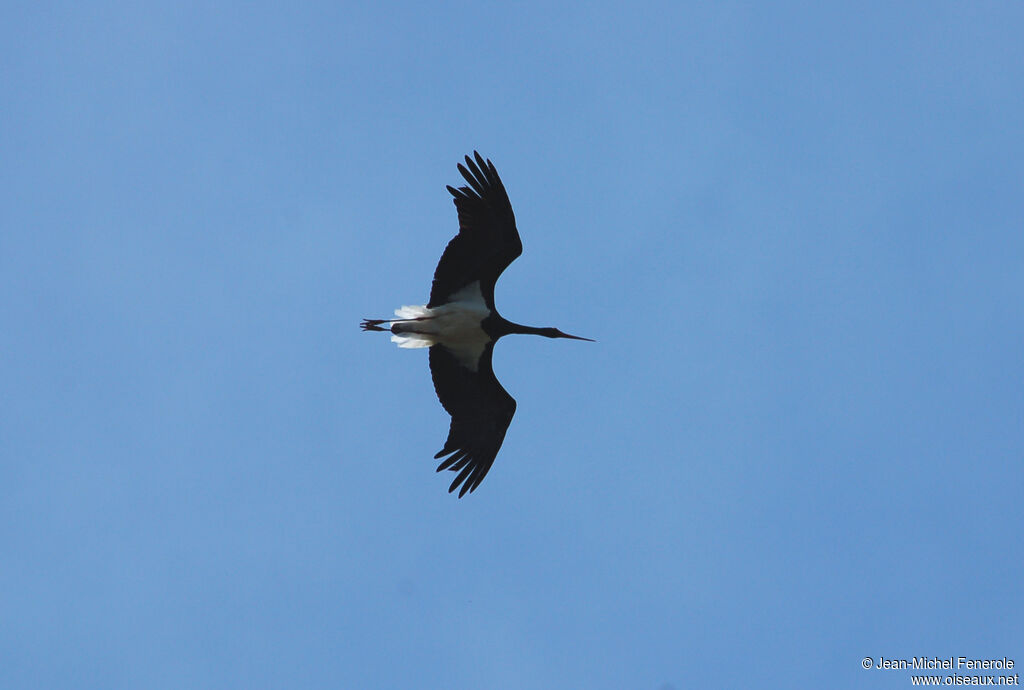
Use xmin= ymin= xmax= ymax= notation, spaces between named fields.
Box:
xmin=2 ymin=2 xmax=1022 ymax=688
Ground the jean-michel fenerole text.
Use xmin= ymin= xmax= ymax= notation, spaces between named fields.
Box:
xmin=874 ymin=657 xmax=1014 ymax=670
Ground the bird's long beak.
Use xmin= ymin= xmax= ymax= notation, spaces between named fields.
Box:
xmin=557 ymin=330 xmax=595 ymax=342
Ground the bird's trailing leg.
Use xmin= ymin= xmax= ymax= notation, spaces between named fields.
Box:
xmin=361 ymin=315 xmax=434 ymax=332
xmin=360 ymin=318 xmax=393 ymax=332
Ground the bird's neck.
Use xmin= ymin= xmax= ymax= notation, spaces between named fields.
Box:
xmin=500 ymin=319 xmax=549 ymax=337
xmin=483 ymin=314 xmax=550 ymax=338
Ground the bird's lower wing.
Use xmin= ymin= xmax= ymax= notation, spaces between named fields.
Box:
xmin=428 ymin=343 xmax=516 ymax=497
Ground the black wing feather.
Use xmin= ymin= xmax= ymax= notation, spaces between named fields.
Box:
xmin=428 ymin=342 xmax=517 ymax=497
xmin=428 ymin=152 xmax=522 ymax=309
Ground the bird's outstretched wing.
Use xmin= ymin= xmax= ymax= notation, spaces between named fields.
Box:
xmin=428 ymin=342 xmax=517 ymax=497
xmin=428 ymin=152 xmax=522 ymax=309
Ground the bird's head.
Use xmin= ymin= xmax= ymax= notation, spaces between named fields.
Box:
xmin=540 ymin=327 xmax=595 ymax=342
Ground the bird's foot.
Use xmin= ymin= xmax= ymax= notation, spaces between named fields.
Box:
xmin=360 ymin=318 xmax=390 ymax=332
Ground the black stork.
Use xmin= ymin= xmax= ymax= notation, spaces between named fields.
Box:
xmin=361 ymin=152 xmax=593 ymax=497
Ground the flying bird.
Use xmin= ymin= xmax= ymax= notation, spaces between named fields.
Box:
xmin=361 ymin=152 xmax=593 ymax=497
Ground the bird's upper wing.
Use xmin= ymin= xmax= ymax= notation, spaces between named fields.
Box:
xmin=428 ymin=152 xmax=522 ymax=309
xmin=428 ymin=342 xmax=517 ymax=497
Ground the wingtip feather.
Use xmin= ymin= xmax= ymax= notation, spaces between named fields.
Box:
xmin=451 ymin=464 xmax=475 ymax=495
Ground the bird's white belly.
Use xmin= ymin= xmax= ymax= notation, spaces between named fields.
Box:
xmin=390 ymin=282 xmax=491 ymax=369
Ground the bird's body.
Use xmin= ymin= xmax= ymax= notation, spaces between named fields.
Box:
xmin=389 ymin=281 xmax=492 ymax=369
xmin=362 ymin=152 xmax=591 ymax=496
